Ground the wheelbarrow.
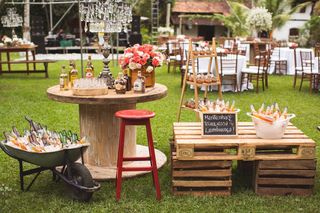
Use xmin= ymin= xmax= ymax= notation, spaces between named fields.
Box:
xmin=0 ymin=140 xmax=101 ymax=202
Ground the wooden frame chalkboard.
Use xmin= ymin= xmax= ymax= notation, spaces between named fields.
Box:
xmin=201 ymin=112 xmax=238 ymax=137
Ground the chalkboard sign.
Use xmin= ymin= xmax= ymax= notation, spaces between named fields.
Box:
xmin=201 ymin=112 xmax=238 ymax=137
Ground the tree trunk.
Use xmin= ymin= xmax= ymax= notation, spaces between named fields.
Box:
xmin=23 ymin=0 xmax=30 ymax=41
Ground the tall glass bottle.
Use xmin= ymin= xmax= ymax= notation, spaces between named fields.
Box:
xmin=85 ymin=55 xmax=94 ymax=78
xmin=133 ymin=71 xmax=145 ymax=93
xmin=69 ymin=63 xmax=78 ymax=88
xmin=123 ymin=69 xmax=131 ymax=91
xmin=59 ymin=66 xmax=68 ymax=91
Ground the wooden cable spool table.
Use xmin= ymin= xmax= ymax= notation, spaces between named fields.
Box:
xmin=47 ymin=83 xmax=168 ymax=180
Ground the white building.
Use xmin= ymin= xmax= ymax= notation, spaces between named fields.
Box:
xmin=273 ymin=5 xmax=312 ymax=41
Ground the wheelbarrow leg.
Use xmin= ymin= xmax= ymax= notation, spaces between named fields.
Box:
xmin=19 ymin=160 xmax=24 ymax=191
xmin=26 ymin=172 xmax=41 ymax=191
xmin=52 ymin=171 xmax=56 ymax=181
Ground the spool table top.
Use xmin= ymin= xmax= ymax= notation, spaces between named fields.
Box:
xmin=47 ymin=83 xmax=168 ymax=105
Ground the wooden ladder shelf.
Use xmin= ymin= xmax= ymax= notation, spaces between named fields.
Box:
xmin=177 ymin=38 xmax=223 ymax=121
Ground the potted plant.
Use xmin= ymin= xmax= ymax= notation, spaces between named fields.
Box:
xmin=119 ymin=44 xmax=165 ymax=87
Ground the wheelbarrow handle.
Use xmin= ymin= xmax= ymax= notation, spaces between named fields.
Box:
xmin=0 ymin=141 xmax=16 ymax=160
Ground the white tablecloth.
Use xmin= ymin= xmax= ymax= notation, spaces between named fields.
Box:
xmin=269 ymin=48 xmax=314 ymax=75
xmin=189 ymin=55 xmax=251 ymax=92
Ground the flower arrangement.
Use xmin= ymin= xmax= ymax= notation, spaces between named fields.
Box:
xmin=119 ymin=44 xmax=165 ymax=73
xmin=246 ymin=7 xmax=272 ymax=33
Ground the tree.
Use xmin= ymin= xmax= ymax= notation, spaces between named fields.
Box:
xmin=214 ymin=2 xmax=250 ymax=37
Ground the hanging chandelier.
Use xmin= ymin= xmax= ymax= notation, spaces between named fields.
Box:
xmin=1 ymin=7 xmax=23 ymax=28
xmin=79 ymin=0 xmax=133 ymax=33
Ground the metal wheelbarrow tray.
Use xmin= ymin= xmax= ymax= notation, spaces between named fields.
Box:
xmin=0 ymin=141 xmax=101 ymax=202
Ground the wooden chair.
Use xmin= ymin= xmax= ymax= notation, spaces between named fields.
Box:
xmin=270 ymin=42 xmax=287 ymax=75
xmin=166 ymin=41 xmax=181 ymax=73
xmin=219 ymin=52 xmax=238 ymax=92
xmin=241 ymin=51 xmax=268 ymax=93
xmin=253 ymin=42 xmax=262 ymax=65
xmin=293 ymin=48 xmax=303 ymax=88
xmin=313 ymin=51 xmax=320 ymax=92
xmin=237 ymin=45 xmax=247 ymax=56
xmin=299 ymin=50 xmax=316 ymax=93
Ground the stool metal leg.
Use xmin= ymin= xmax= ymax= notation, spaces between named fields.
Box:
xmin=116 ymin=120 xmax=126 ymax=201
xmin=146 ymin=119 xmax=161 ymax=200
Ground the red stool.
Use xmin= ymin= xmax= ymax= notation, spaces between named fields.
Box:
xmin=115 ymin=109 xmax=161 ymax=201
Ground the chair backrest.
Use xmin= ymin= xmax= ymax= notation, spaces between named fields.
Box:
xmin=315 ymin=43 xmax=320 ymax=57
xmin=316 ymin=50 xmax=320 ymax=73
xmin=253 ymin=42 xmax=260 ymax=58
xmin=166 ymin=40 xmax=180 ymax=56
xmin=293 ymin=48 xmax=298 ymax=68
xmin=256 ymin=51 xmax=269 ymax=74
xmin=237 ymin=45 xmax=247 ymax=56
xmin=197 ymin=57 xmax=214 ymax=74
xmin=300 ymin=50 xmax=313 ymax=72
xmin=219 ymin=53 xmax=238 ymax=75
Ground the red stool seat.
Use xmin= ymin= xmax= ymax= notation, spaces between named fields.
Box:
xmin=115 ymin=109 xmax=155 ymax=119
xmin=115 ymin=109 xmax=161 ymax=201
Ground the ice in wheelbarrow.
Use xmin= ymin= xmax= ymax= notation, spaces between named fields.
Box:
xmin=3 ymin=117 xmax=88 ymax=153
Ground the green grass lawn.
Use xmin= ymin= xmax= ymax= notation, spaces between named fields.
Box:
xmin=0 ymin=59 xmax=319 ymax=212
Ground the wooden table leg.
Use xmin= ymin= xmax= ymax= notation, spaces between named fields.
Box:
xmin=80 ymin=103 xmax=137 ymax=168
xmin=26 ymin=50 xmax=30 ymax=75
xmin=32 ymin=50 xmax=36 ymax=71
xmin=0 ymin=53 xmax=2 ymax=74
xmin=79 ymin=103 xmax=166 ymax=180
xmin=6 ymin=52 xmax=11 ymax=72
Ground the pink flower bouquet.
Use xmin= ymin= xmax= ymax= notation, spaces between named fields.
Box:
xmin=119 ymin=44 xmax=165 ymax=73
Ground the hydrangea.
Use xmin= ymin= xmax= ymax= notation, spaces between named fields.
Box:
xmin=246 ymin=7 xmax=272 ymax=32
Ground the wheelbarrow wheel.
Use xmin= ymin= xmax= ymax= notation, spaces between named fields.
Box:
xmin=64 ymin=163 xmax=94 ymax=202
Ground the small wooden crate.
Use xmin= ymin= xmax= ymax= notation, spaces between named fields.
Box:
xmin=254 ymin=160 xmax=316 ymax=196
xmin=171 ymin=141 xmax=232 ymax=196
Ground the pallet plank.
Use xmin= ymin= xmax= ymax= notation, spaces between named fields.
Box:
xmin=172 ymin=160 xmax=232 ymax=169
xmin=258 ymin=160 xmax=316 ymax=170
xmin=173 ymin=169 xmax=231 ymax=177
xmin=256 ymin=187 xmax=313 ymax=196
xmin=258 ymin=169 xmax=316 ymax=177
xmin=257 ymin=178 xmax=314 ymax=185
xmin=173 ymin=190 xmax=231 ymax=196
xmin=173 ymin=180 xmax=232 ymax=187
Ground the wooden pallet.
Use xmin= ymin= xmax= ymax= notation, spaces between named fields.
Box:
xmin=254 ymin=160 xmax=316 ymax=196
xmin=171 ymin=141 xmax=232 ymax=196
xmin=173 ymin=122 xmax=316 ymax=161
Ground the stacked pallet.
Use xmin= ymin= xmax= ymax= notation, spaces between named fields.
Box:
xmin=254 ymin=160 xmax=316 ymax=196
xmin=171 ymin=142 xmax=232 ymax=196
xmin=171 ymin=122 xmax=317 ymax=196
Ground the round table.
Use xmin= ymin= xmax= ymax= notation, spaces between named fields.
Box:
xmin=47 ymin=83 xmax=168 ymax=180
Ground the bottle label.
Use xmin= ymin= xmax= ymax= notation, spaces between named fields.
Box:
xmin=134 ymin=81 xmax=142 ymax=92
xmin=59 ymin=77 xmax=64 ymax=88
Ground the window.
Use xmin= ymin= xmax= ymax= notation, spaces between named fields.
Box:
xmin=289 ymin=28 xmax=299 ymax=36
xmin=292 ymin=0 xmax=306 ymax=13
